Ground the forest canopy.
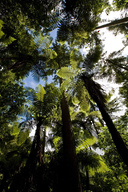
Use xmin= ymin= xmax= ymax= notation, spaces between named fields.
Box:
xmin=0 ymin=0 xmax=128 ymax=191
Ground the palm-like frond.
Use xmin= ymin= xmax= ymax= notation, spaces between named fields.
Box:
xmin=77 ymin=148 xmax=109 ymax=176
xmin=35 ymin=84 xmax=46 ymax=102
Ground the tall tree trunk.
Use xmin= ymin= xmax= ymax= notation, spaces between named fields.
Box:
xmin=95 ymin=17 xmax=128 ymax=30
xmin=96 ymin=102 xmax=128 ymax=167
xmin=86 ymin=169 xmax=90 ymax=192
xmin=61 ymin=92 xmax=82 ymax=192
xmin=24 ymin=117 xmax=43 ymax=191
xmin=82 ymin=75 xmax=128 ymax=167
xmin=35 ymin=117 xmax=43 ymax=166
xmin=42 ymin=126 xmax=46 ymax=158
xmin=10 ymin=117 xmax=43 ymax=192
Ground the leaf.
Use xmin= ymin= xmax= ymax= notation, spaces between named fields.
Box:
xmin=80 ymin=99 xmax=90 ymax=113
xmin=76 ymin=136 xmax=97 ymax=152
xmin=96 ymin=157 xmax=110 ymax=173
xmin=48 ymin=49 xmax=57 ymax=59
xmin=70 ymin=48 xmax=83 ymax=68
xmin=72 ymin=96 xmax=80 ymax=105
xmin=69 ymin=106 xmax=79 ymax=120
xmin=17 ymin=130 xmax=29 ymax=145
xmin=0 ymin=20 xmax=16 ymax=45
xmin=36 ymin=84 xmax=46 ymax=102
xmin=53 ymin=136 xmax=61 ymax=151
xmin=89 ymin=156 xmax=109 ymax=175
xmin=56 ymin=67 xmax=79 ymax=79
xmin=3 ymin=36 xmax=16 ymax=45
xmin=0 ymin=30 xmax=4 ymax=39
xmin=0 ymin=20 xmax=4 ymax=29
xmin=88 ymin=111 xmax=102 ymax=118
xmin=74 ymin=31 xmax=88 ymax=39
xmin=10 ymin=123 xmax=20 ymax=136
xmin=0 ymin=20 xmax=4 ymax=38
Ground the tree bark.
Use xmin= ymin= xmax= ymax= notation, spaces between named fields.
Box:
xmin=82 ymin=76 xmax=128 ymax=167
xmin=61 ymin=92 xmax=82 ymax=192
xmin=42 ymin=126 xmax=46 ymax=158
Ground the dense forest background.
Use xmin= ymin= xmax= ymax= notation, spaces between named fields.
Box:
xmin=0 ymin=0 xmax=128 ymax=191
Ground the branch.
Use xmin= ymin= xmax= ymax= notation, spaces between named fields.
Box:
xmin=95 ymin=17 xmax=128 ymax=30
xmin=107 ymin=59 xmax=128 ymax=71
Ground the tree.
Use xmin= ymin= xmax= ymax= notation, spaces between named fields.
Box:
xmin=56 ymin=44 xmax=128 ymax=167
xmin=1 ymin=0 xmax=128 ymax=191
xmin=0 ymin=120 xmax=31 ymax=192
xmin=11 ymin=83 xmax=60 ymax=192
xmin=0 ymin=70 xmax=26 ymax=126
xmin=0 ymin=0 xmax=59 ymax=79
xmin=81 ymin=75 xmax=128 ymax=167
xmin=52 ymin=43 xmax=82 ymax=192
xmin=96 ymin=114 xmax=128 ymax=191
xmin=57 ymin=0 xmax=109 ymax=45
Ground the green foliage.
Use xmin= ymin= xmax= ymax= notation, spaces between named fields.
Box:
xmin=35 ymin=84 xmax=46 ymax=102
xmin=17 ymin=130 xmax=30 ymax=145
xmin=1 ymin=0 xmax=128 ymax=191
xmin=97 ymin=116 xmax=128 ymax=191
xmin=0 ymin=71 xmax=26 ymax=124
xmin=0 ymin=20 xmax=4 ymax=38
xmin=72 ymin=96 xmax=80 ymax=105
xmin=112 ymin=0 xmax=128 ymax=10
xmin=58 ymin=0 xmax=109 ymax=44
xmin=53 ymin=136 xmax=62 ymax=152
xmin=0 ymin=19 xmax=16 ymax=46
xmin=70 ymin=48 xmax=83 ymax=68
xmin=76 ymin=136 xmax=97 ymax=152
xmin=57 ymin=66 xmax=80 ymax=79
xmin=10 ymin=122 xmax=20 ymax=136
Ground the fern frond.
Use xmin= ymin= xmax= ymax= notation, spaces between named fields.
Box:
xmin=35 ymin=84 xmax=46 ymax=102
xmin=57 ymin=67 xmax=80 ymax=79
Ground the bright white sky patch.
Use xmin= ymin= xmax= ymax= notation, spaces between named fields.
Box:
xmin=98 ymin=9 xmax=128 ymax=56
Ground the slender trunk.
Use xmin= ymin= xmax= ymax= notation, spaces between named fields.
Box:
xmin=9 ymin=118 xmax=43 ymax=192
xmin=23 ymin=117 xmax=43 ymax=191
xmin=82 ymin=76 xmax=128 ymax=167
xmin=35 ymin=117 xmax=43 ymax=166
xmin=95 ymin=17 xmax=128 ymax=30
xmin=42 ymin=126 xmax=46 ymax=158
xmin=25 ymin=117 xmax=42 ymax=169
xmin=86 ymin=169 xmax=90 ymax=192
xmin=97 ymin=102 xmax=128 ymax=167
xmin=61 ymin=92 xmax=82 ymax=192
